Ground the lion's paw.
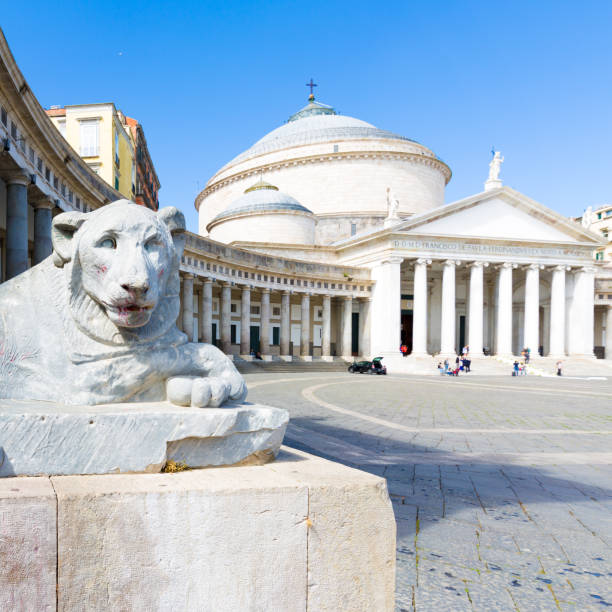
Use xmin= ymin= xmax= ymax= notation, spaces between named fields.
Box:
xmin=166 ymin=375 xmax=243 ymax=408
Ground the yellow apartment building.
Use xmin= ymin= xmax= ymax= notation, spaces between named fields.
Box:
xmin=46 ymin=103 xmax=135 ymax=200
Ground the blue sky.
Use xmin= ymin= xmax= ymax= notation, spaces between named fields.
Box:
xmin=3 ymin=1 xmax=611 ymax=231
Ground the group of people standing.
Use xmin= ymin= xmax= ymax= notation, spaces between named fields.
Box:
xmin=438 ymin=346 xmax=472 ymax=376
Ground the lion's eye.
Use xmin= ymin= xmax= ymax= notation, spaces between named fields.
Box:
xmin=99 ymin=238 xmax=116 ymax=249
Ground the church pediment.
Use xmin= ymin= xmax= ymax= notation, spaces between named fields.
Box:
xmin=394 ymin=187 xmax=603 ymax=245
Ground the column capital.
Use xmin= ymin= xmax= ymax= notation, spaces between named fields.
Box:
xmin=552 ymin=265 xmax=570 ymax=272
xmin=379 ymin=256 xmax=403 ymax=266
xmin=579 ymin=266 xmax=597 ymax=274
xmin=342 ymin=295 xmax=352 ymax=301
xmin=357 ymin=296 xmax=372 ymax=303
xmin=182 ymin=273 xmax=194 ymax=280
xmin=220 ymin=281 xmax=232 ymax=288
xmin=240 ymin=284 xmax=252 ymax=292
xmin=260 ymin=287 xmax=271 ymax=295
xmin=469 ymin=261 xmax=489 ymax=269
xmin=2 ymin=168 xmax=31 ymax=186
xmin=31 ymin=196 xmax=54 ymax=210
xmin=525 ymin=263 xmax=544 ymax=271
xmin=442 ymin=259 xmax=460 ymax=267
xmin=415 ymin=258 xmax=432 ymax=266
xmin=495 ymin=262 xmax=517 ymax=270
xmin=282 ymin=289 xmax=292 ymax=296
xmin=203 ymin=277 xmax=213 ymax=285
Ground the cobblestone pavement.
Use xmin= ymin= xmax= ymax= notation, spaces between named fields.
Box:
xmin=244 ymin=372 xmax=612 ymax=611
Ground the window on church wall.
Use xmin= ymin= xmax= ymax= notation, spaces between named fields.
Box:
xmin=351 ymin=223 xmax=357 ymax=236
xmin=80 ymin=120 xmax=99 ymax=157
xmin=250 ymin=305 xmax=260 ymax=316
xmin=272 ymin=306 xmax=281 ymax=317
xmin=0 ymin=106 xmax=7 ymax=126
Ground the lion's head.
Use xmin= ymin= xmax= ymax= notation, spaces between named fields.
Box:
xmin=51 ymin=200 xmax=186 ymax=345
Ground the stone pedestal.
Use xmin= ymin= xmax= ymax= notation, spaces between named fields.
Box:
xmin=1 ymin=448 xmax=396 ymax=611
xmin=0 ymin=400 xmax=288 ymax=476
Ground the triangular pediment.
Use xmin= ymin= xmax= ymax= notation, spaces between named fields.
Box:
xmin=394 ymin=187 xmax=603 ymax=245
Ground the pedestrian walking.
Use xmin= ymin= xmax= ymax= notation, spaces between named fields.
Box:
xmin=513 ymin=360 xmax=519 ymax=376
xmin=556 ymin=360 xmax=563 ymax=376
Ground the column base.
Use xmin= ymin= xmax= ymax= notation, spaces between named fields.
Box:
xmin=239 ymin=355 xmax=254 ymax=361
xmin=320 ymin=355 xmax=334 ymax=362
xmin=280 ymin=355 xmax=293 ymax=362
xmin=300 ymin=355 xmax=313 ymax=362
xmin=341 ymin=355 xmax=354 ymax=362
xmin=567 ymin=353 xmax=596 ymax=359
xmin=409 ymin=351 xmax=430 ymax=358
xmin=261 ymin=354 xmax=273 ymax=362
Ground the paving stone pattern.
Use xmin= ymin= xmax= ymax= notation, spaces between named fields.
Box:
xmin=245 ymin=372 xmax=612 ymax=611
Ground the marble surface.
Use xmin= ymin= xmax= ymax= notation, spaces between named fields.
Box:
xmin=0 ymin=201 xmax=246 ymax=407
xmin=0 ymin=400 xmax=288 ymax=476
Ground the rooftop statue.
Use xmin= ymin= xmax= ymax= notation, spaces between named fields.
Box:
xmin=0 ymin=200 xmax=246 ymax=407
xmin=581 ymin=205 xmax=593 ymax=229
xmin=488 ymin=151 xmax=504 ymax=181
xmin=386 ymin=187 xmax=400 ymax=219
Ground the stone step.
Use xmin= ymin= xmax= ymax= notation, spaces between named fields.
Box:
xmin=235 ymin=360 xmax=349 ymax=374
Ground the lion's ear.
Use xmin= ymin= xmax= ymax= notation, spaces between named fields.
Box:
xmin=52 ymin=211 xmax=87 ymax=268
xmin=158 ymin=206 xmax=186 ymax=258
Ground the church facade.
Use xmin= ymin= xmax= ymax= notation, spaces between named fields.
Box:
xmin=194 ymin=94 xmax=610 ymax=366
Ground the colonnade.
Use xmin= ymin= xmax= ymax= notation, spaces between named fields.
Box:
xmin=372 ymin=257 xmax=596 ymax=358
xmin=3 ymin=170 xmax=55 ymax=281
xmin=179 ymin=276 xmax=371 ymax=361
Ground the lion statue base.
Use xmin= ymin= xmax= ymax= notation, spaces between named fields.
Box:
xmin=0 ymin=200 xmax=288 ymax=475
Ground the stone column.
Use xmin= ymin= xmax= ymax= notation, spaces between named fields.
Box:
xmin=440 ymin=260 xmax=458 ymax=355
xmin=567 ymin=267 xmax=595 ymax=357
xmin=495 ymin=263 xmax=515 ymax=356
xmin=260 ymin=289 xmax=271 ymax=360
xmin=280 ymin=291 xmax=291 ymax=361
xmin=5 ymin=171 xmax=30 ymax=279
xmin=220 ymin=283 xmax=232 ymax=356
xmin=606 ymin=305 xmax=612 ymax=360
xmin=181 ymin=274 xmax=194 ymax=342
xmin=412 ymin=258 xmax=430 ymax=356
xmin=523 ymin=264 xmax=541 ymax=356
xmin=582 ymin=267 xmax=596 ymax=357
xmin=321 ymin=294 xmax=332 ymax=360
xmin=341 ymin=296 xmax=353 ymax=359
xmin=32 ymin=198 xmax=53 ymax=265
xmin=370 ymin=257 xmax=403 ymax=357
xmin=548 ymin=266 xmax=566 ymax=356
xmin=240 ymin=286 xmax=251 ymax=358
xmin=202 ymin=279 xmax=213 ymax=344
xmin=468 ymin=262 xmax=486 ymax=356
xmin=359 ymin=298 xmax=371 ymax=358
xmin=300 ymin=293 xmax=311 ymax=360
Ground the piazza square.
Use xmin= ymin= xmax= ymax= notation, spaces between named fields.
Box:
xmin=1 ymin=4 xmax=612 ymax=611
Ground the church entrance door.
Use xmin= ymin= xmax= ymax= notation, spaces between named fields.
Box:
xmin=401 ymin=310 xmax=413 ymax=353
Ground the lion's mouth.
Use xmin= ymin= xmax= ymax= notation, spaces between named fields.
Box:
xmin=106 ymin=303 xmax=154 ymax=315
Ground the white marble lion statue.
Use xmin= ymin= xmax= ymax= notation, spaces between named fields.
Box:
xmin=0 ymin=200 xmax=247 ymax=407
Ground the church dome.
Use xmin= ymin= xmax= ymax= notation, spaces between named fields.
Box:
xmin=197 ymin=94 xmax=451 ymax=243
xmin=210 ymin=179 xmax=313 ymax=224
xmin=207 ymin=180 xmax=316 ymax=245
xmin=224 ymin=99 xmax=418 ymax=168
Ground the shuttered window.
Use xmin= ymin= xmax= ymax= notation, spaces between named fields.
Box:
xmin=80 ymin=120 xmax=99 ymax=156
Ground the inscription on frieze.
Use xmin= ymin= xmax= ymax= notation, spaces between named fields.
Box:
xmin=393 ymin=239 xmax=590 ymax=259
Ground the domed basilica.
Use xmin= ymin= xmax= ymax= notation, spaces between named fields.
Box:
xmin=193 ymin=93 xmax=607 ymax=370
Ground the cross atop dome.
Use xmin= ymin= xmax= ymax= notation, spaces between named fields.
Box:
xmin=305 ymin=78 xmax=318 ymax=101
